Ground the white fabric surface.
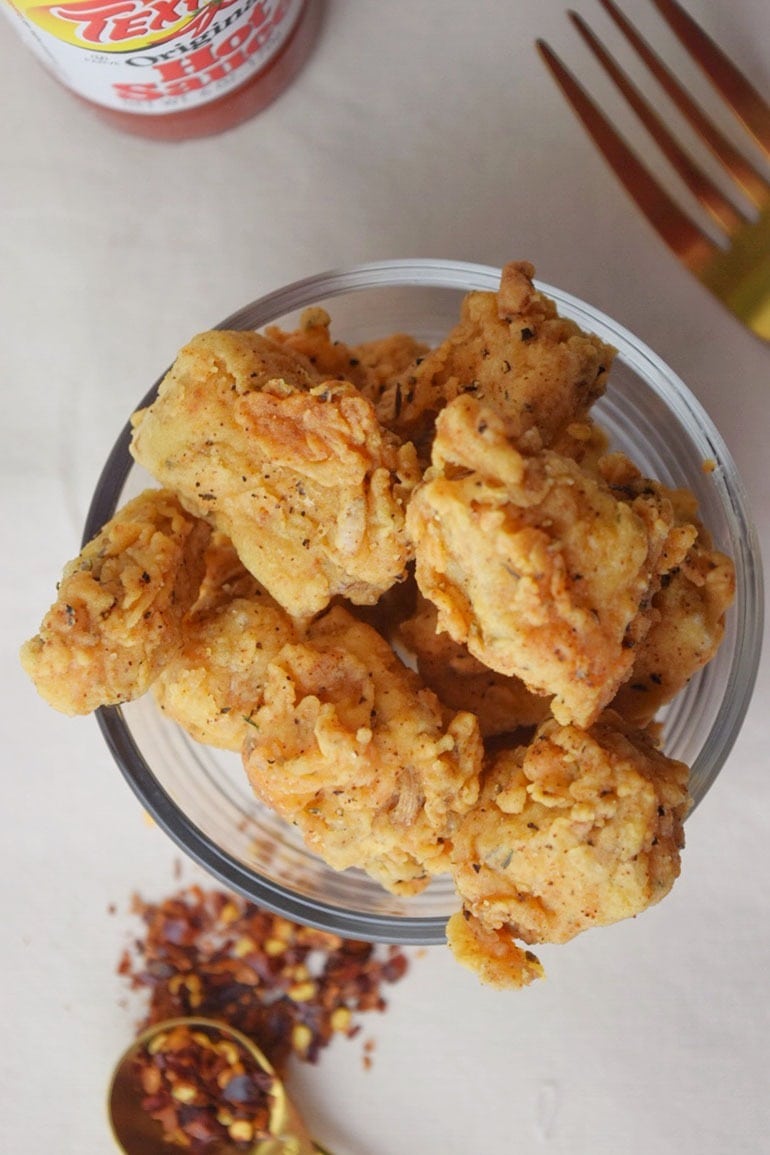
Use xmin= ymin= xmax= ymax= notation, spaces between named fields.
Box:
xmin=3 ymin=1 xmax=769 ymax=1151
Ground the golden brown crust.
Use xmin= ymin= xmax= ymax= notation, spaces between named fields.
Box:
xmin=265 ymin=307 xmax=375 ymax=391
xmin=351 ymin=332 xmax=430 ymax=399
xmin=373 ymin=260 xmax=615 ymax=460
xmin=446 ymin=910 xmax=545 ymax=989
xmin=20 ymin=488 xmax=210 ymax=715
xmin=598 ymin=452 xmax=736 ymax=724
xmin=266 ymin=306 xmax=428 ymax=399
xmin=612 ymin=542 xmax=735 ymax=724
xmin=397 ymin=593 xmax=552 ymax=737
xmin=130 ymin=330 xmax=421 ymax=618
xmin=153 ymin=589 xmax=299 ymax=752
xmin=447 ymin=711 xmax=690 ymax=984
xmin=407 ymin=395 xmax=695 ymax=728
xmin=242 ymin=605 xmax=483 ymax=895
xmin=191 ymin=531 xmax=263 ymax=613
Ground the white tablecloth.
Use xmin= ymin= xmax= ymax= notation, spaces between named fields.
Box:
xmin=3 ymin=2 xmax=769 ymax=1151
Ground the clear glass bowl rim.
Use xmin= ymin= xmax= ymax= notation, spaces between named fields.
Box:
xmin=85 ymin=258 xmax=764 ymax=944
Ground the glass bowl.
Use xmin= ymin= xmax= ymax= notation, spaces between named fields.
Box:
xmin=85 ymin=259 xmax=763 ymax=945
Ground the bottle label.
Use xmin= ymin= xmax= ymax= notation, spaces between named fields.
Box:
xmin=4 ymin=0 xmax=305 ymax=114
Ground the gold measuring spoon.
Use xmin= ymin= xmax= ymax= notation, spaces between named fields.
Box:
xmin=108 ymin=1017 xmax=332 ymax=1155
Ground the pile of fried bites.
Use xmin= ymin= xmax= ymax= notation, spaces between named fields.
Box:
xmin=21 ymin=262 xmax=735 ymax=987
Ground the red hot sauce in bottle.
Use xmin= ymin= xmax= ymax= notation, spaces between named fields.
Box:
xmin=3 ymin=0 xmax=322 ymax=140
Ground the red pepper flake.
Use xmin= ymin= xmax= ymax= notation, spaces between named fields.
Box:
xmin=362 ymin=1038 xmax=376 ymax=1071
xmin=117 ymin=886 xmax=410 ymax=1076
xmin=133 ymin=1023 xmax=273 ymax=1149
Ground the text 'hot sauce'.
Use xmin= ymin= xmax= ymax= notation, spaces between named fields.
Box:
xmin=3 ymin=0 xmax=321 ymax=139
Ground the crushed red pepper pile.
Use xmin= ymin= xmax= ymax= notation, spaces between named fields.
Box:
xmin=117 ymin=885 xmax=410 ymax=1077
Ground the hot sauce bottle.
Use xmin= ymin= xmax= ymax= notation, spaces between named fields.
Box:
xmin=3 ymin=0 xmax=322 ymax=140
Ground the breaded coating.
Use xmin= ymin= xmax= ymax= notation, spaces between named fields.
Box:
xmin=407 ymin=395 xmax=696 ymax=728
xmin=130 ymin=330 xmax=421 ymax=618
xmin=397 ymin=594 xmax=551 ymax=737
xmin=596 ymin=452 xmax=736 ymax=724
xmin=374 ymin=260 xmax=615 ymax=457
xmin=266 ymin=307 xmax=375 ymax=391
xmin=20 ymin=489 xmax=210 ymax=715
xmin=351 ymin=333 xmax=431 ymax=401
xmin=266 ymin=306 xmax=428 ymax=398
xmin=612 ymin=541 xmax=735 ymax=725
xmin=153 ymin=589 xmax=299 ymax=752
xmin=446 ymin=910 xmax=545 ymax=989
xmin=449 ymin=712 xmax=690 ymax=987
xmin=551 ymin=417 xmax=610 ymax=468
xmin=242 ymin=605 xmax=483 ymax=895
xmin=192 ymin=531 xmax=262 ymax=613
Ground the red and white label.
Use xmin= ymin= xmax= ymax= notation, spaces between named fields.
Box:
xmin=4 ymin=0 xmax=304 ymax=113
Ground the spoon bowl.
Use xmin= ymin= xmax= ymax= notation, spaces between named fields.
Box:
xmin=107 ymin=1017 xmax=328 ymax=1155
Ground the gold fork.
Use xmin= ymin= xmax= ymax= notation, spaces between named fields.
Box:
xmin=537 ymin=0 xmax=770 ymax=341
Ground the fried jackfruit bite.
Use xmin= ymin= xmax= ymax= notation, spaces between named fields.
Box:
xmin=150 ymin=530 xmax=300 ymax=750
xmin=152 ymin=589 xmax=300 ymax=753
xmin=20 ymin=488 xmax=210 ymax=715
xmin=191 ymin=530 xmax=263 ymax=612
xmin=447 ymin=712 xmax=690 ymax=987
xmin=611 ymin=543 xmax=735 ymax=725
xmin=396 ymin=593 xmax=552 ymax=737
xmin=242 ymin=604 xmax=484 ymax=896
xmin=407 ymin=394 xmax=697 ymax=728
xmin=266 ymin=305 xmax=429 ymax=399
xmin=373 ymin=260 xmax=615 ymax=459
xmin=598 ymin=454 xmax=736 ymax=726
xmin=130 ymin=329 xmax=421 ymax=619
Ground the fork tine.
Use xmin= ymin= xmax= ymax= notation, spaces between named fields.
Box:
xmin=649 ymin=0 xmax=770 ymax=158
xmin=599 ymin=0 xmax=770 ymax=208
xmin=536 ymin=38 xmax=718 ymax=271
xmin=569 ymin=10 xmax=746 ymax=235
